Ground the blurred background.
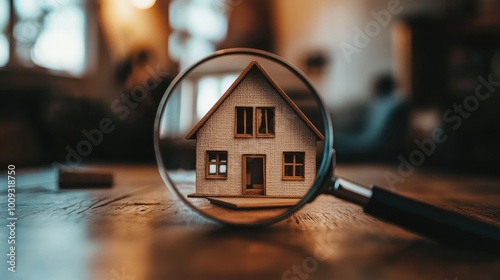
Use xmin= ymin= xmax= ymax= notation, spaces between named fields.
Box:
xmin=1 ymin=0 xmax=499 ymax=176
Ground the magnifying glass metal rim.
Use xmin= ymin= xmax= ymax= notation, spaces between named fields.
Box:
xmin=154 ymin=48 xmax=334 ymax=227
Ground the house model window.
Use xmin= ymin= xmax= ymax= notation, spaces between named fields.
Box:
xmin=235 ymin=107 xmax=253 ymax=137
xmin=283 ymin=152 xmax=305 ymax=180
xmin=206 ymin=151 xmax=228 ymax=179
xmin=235 ymin=107 xmax=275 ymax=137
xmin=257 ymin=107 xmax=275 ymax=137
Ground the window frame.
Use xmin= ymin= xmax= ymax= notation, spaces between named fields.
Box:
xmin=282 ymin=152 xmax=305 ymax=181
xmin=256 ymin=107 xmax=275 ymax=138
xmin=234 ymin=106 xmax=254 ymax=138
xmin=206 ymin=151 xmax=228 ymax=179
xmin=0 ymin=0 xmax=91 ymax=76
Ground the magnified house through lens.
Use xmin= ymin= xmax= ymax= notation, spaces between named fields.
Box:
xmin=185 ymin=61 xmax=324 ymax=208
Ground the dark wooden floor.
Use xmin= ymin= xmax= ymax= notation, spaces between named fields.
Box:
xmin=1 ymin=164 xmax=499 ymax=280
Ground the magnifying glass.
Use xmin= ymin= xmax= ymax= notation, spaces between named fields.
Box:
xmin=155 ymin=48 xmax=500 ymax=251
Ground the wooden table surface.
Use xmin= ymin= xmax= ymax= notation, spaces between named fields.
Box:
xmin=1 ymin=164 xmax=499 ymax=280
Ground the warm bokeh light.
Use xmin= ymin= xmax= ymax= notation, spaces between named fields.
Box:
xmin=99 ymin=0 xmax=169 ymax=65
xmin=130 ymin=0 xmax=156 ymax=10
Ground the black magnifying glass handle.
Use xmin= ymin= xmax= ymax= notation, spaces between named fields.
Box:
xmin=329 ymin=177 xmax=500 ymax=252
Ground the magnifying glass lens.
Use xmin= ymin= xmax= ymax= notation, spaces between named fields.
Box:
xmin=155 ymin=50 xmax=333 ymax=226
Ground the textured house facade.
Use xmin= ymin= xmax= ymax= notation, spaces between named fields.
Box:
xmin=186 ymin=61 xmax=323 ymax=197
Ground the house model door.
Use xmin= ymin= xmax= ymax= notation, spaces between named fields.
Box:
xmin=243 ymin=155 xmax=265 ymax=195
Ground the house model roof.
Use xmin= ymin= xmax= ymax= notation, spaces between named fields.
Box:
xmin=185 ymin=61 xmax=324 ymax=141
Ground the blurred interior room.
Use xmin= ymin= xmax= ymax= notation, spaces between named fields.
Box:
xmin=2 ymin=1 xmax=500 ymax=280
xmin=1 ymin=0 xmax=500 ymax=176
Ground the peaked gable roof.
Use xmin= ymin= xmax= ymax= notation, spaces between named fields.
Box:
xmin=186 ymin=61 xmax=324 ymax=141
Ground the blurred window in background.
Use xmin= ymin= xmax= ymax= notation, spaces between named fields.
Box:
xmin=196 ymin=74 xmax=238 ymax=118
xmin=162 ymin=0 xmax=236 ymax=138
xmin=8 ymin=0 xmax=86 ymax=75
xmin=162 ymin=73 xmax=238 ymax=137
xmin=0 ymin=0 xmax=9 ymax=67
xmin=169 ymin=0 xmax=228 ymax=68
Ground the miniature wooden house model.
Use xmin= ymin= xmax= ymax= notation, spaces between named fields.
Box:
xmin=186 ymin=61 xmax=324 ymax=198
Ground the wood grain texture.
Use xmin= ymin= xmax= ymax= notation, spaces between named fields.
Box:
xmin=0 ymin=164 xmax=499 ymax=280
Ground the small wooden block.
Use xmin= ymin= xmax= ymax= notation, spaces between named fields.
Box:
xmin=58 ymin=168 xmax=113 ymax=189
xmin=207 ymin=197 xmax=301 ymax=209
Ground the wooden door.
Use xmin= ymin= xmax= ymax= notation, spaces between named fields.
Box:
xmin=242 ymin=155 xmax=265 ymax=195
